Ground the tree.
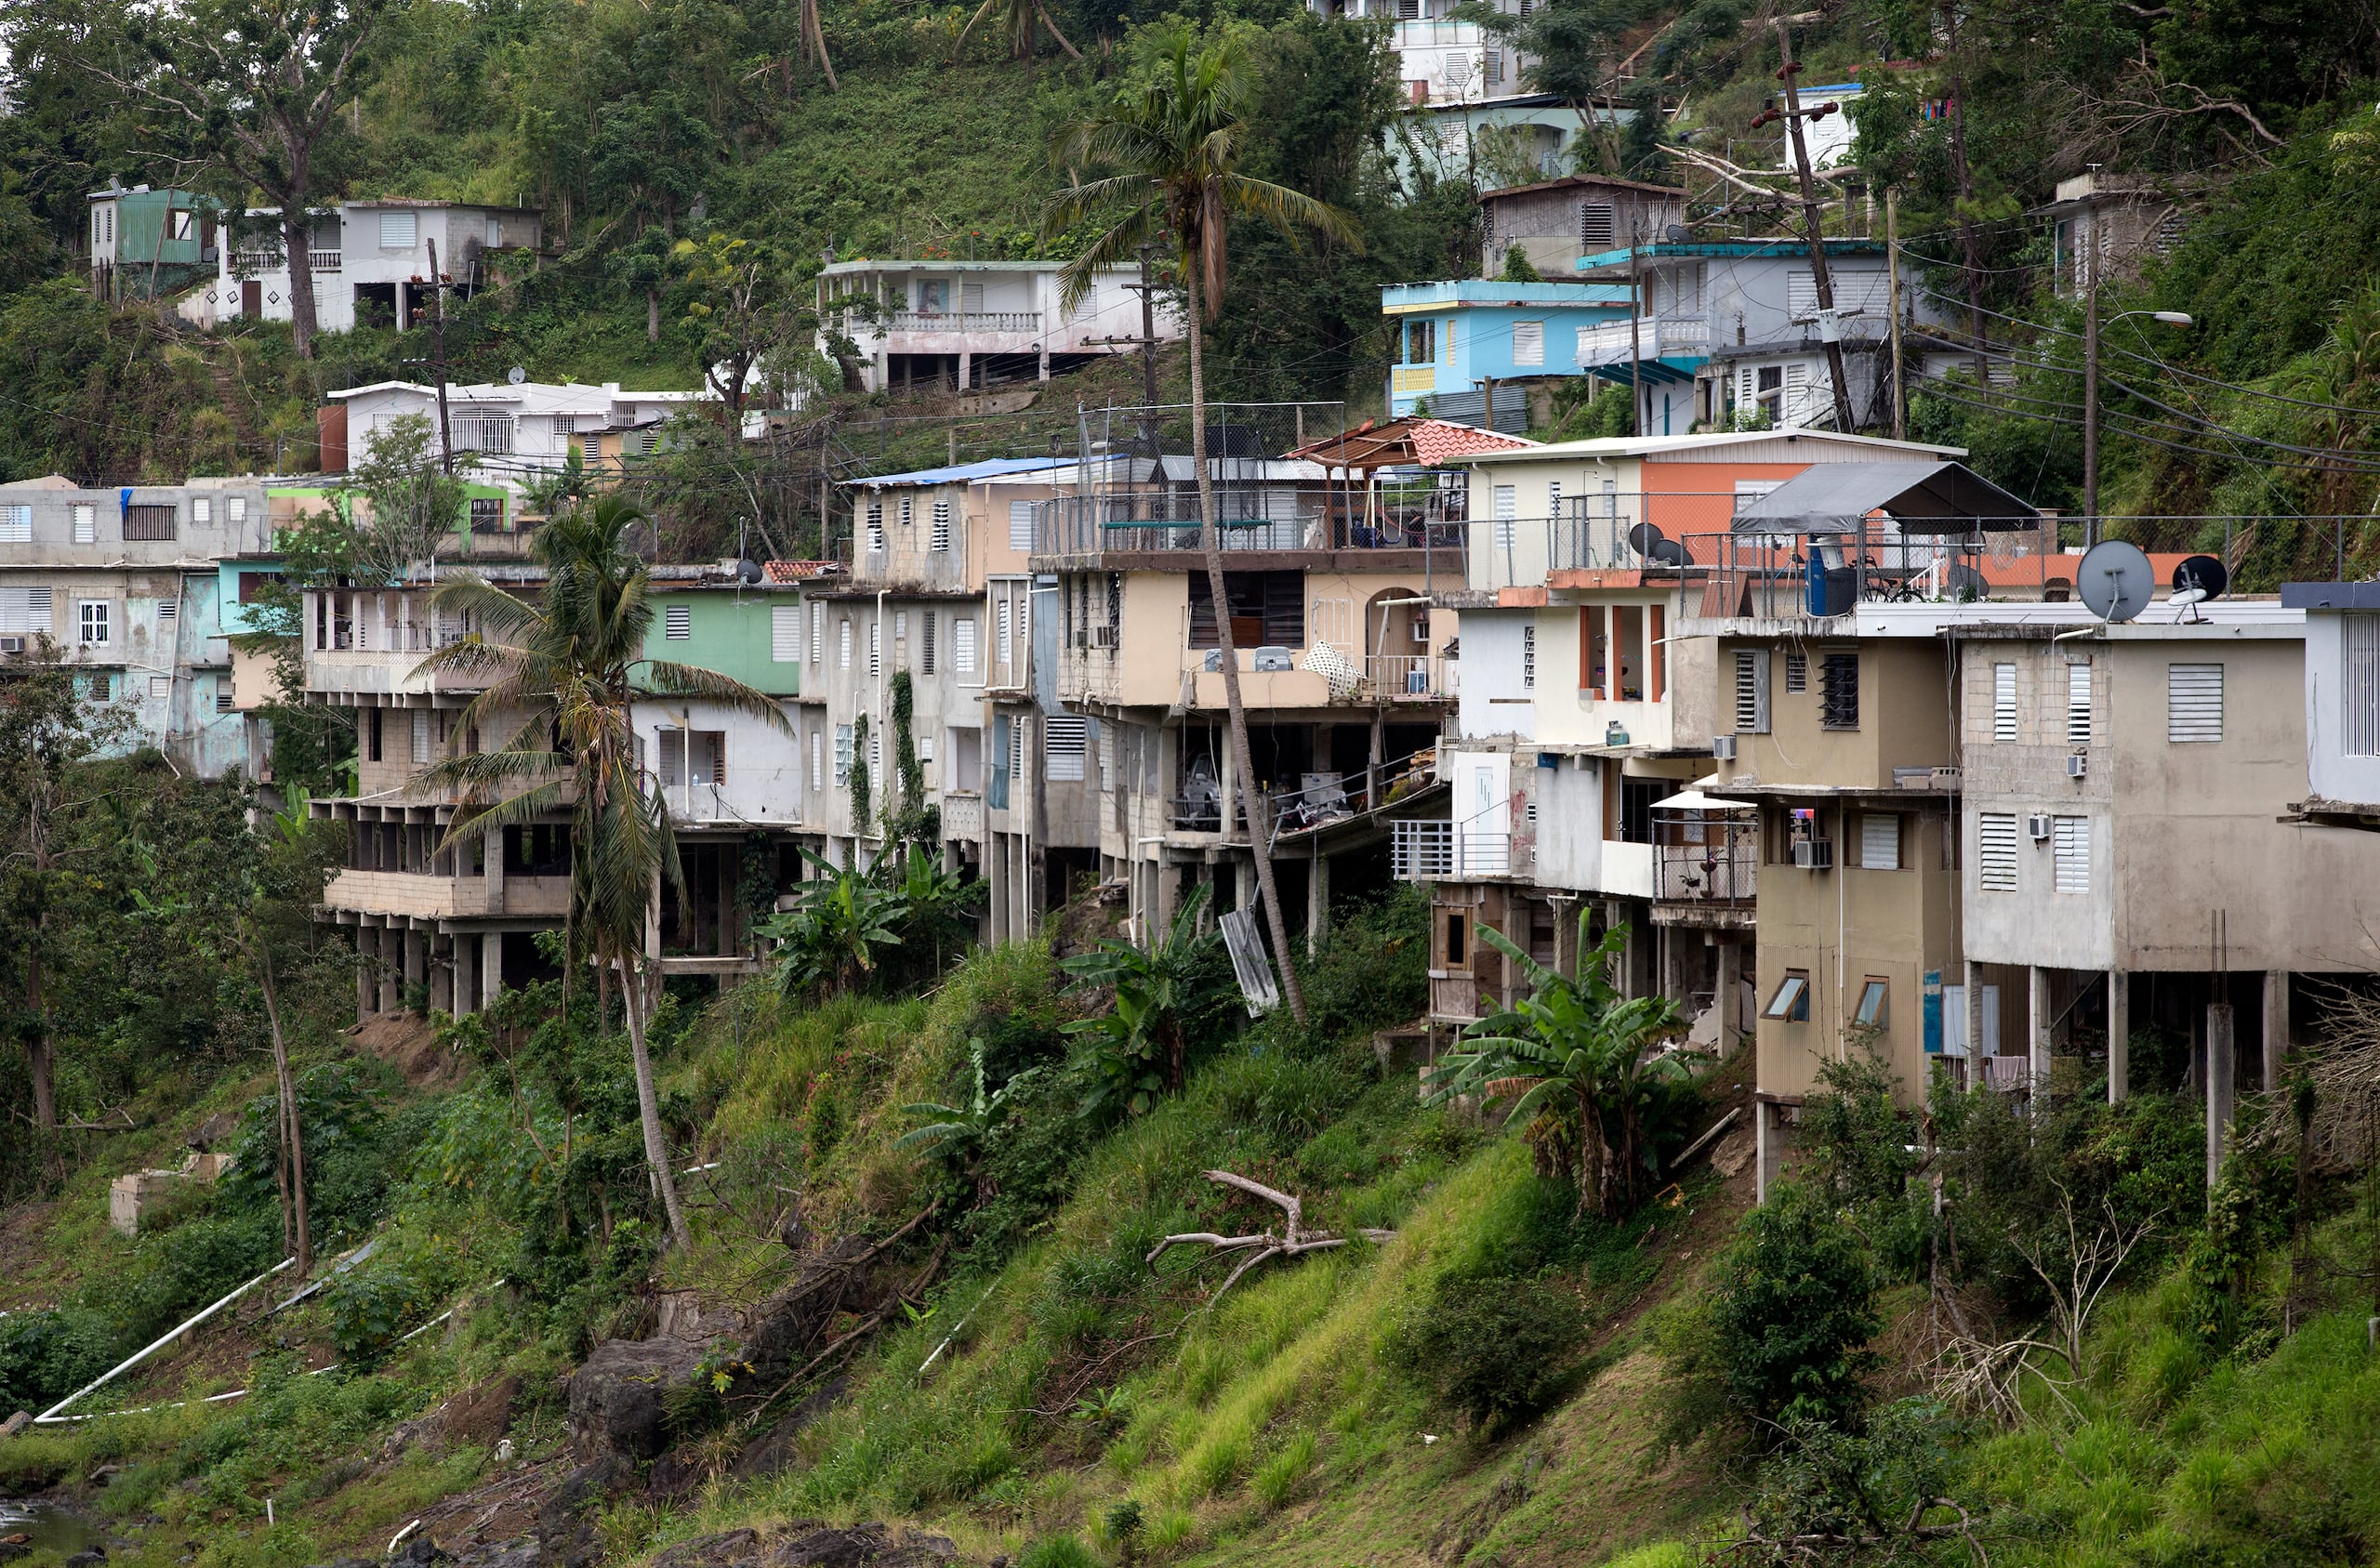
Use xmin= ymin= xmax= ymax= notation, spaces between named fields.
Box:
xmin=956 ymin=0 xmax=1081 ymax=62
xmin=670 ymin=232 xmax=813 ymax=426
xmin=1062 ymin=882 xmax=1223 ymax=1116
xmin=103 ymin=0 xmax=389 ymax=360
xmin=334 ymin=414 xmax=475 ymax=586
xmin=413 ymin=496 xmax=791 ymax=1252
xmin=1709 ymin=1181 xmax=1880 ymax=1430
xmin=1425 ymin=922 xmax=1686 ymax=1218
xmin=0 ymin=640 xmax=131 ymax=1131
xmin=1046 ymin=24 xmax=1362 ymax=1029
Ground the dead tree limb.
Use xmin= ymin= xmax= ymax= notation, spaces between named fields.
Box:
xmin=1146 ymin=1171 xmax=1395 ymax=1307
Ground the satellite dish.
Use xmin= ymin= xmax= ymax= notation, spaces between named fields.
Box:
xmin=507 ymin=365 xmax=527 ymax=385
xmin=2172 ymin=553 xmax=2228 ymax=600
xmin=2078 ymin=540 xmax=2155 ymax=623
xmin=1650 ymin=537 xmax=1691 ymax=566
xmin=1627 ymin=521 xmax=1668 ymax=557
xmin=736 ymin=557 xmax=763 ymax=586
xmin=1945 ymin=563 xmax=1988 ymax=600
xmin=1665 ymin=223 xmax=1691 ymax=244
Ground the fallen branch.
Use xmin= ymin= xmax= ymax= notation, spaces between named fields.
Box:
xmin=742 ymin=1235 xmax=948 ymax=1430
xmin=1146 ymin=1170 xmax=1395 ymax=1307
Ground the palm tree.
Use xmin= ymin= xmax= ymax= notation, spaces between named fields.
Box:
xmin=1045 ymin=25 xmax=1361 ymax=1029
xmin=955 ymin=0 xmax=1080 ymax=61
xmin=1425 ymin=921 xmax=1686 ymax=1218
xmin=412 ymin=496 xmax=791 ymax=1251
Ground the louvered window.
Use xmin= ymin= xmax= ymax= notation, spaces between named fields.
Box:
xmin=2167 ymin=663 xmax=2223 ymax=742
xmin=0 ymin=586 xmax=53 ymax=634
xmin=0 ymin=506 xmax=29 ymax=543
xmin=1733 ymin=648 xmax=1769 ymax=733
xmin=1492 ymin=485 xmax=1516 ymax=553
xmin=956 ymin=617 xmax=978 ymax=674
xmin=1045 ymin=716 xmax=1088 ymax=782
xmin=2053 ymin=816 xmax=2090 ymax=893
xmin=1784 ymin=651 xmax=1806 ymax=692
xmin=810 ymin=602 xmax=824 ymax=665
xmin=1580 ymin=202 xmax=1615 ymax=250
xmin=866 ymin=501 xmax=885 ymax=553
xmin=868 ymin=620 xmax=880 ymax=678
xmin=1009 ymin=499 xmax=1035 ymax=551
xmin=1860 ymin=812 xmax=1900 ymax=870
xmin=931 ymin=499 xmax=952 ymax=551
xmin=1513 ymin=321 xmax=1545 ymax=367
xmin=997 ymin=600 xmax=1012 ymax=666
xmin=1522 ymin=623 xmax=1536 ymax=690
xmin=811 ymin=729 xmax=823 ymax=792
xmin=664 ymin=603 xmax=692 ymax=640
xmin=410 ymin=709 xmax=430 ymax=765
xmin=840 ymin=617 xmax=853 ymax=670
xmin=921 ymin=611 xmax=937 ymax=675
xmin=72 ymin=505 xmax=95 ymax=544
xmin=772 ymin=604 xmax=801 ymax=663
xmin=2347 ymin=616 xmax=2380 ymax=756
xmin=1978 ymin=813 xmax=2018 ymax=891
xmin=2067 ymin=661 xmax=2093 ymax=745
xmin=1819 ymin=652 xmax=1859 ymax=730
xmin=1992 ymin=663 xmax=2016 ymax=741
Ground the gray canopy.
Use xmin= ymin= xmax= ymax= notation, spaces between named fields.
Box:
xmin=1729 ymin=461 xmax=2039 ymax=535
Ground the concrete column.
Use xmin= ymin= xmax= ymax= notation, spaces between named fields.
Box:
xmin=1755 ymin=1101 xmax=1786 ymax=1205
xmin=429 ymin=932 xmax=454 ymax=1014
xmin=1306 ymin=842 xmax=1329 ymax=958
xmin=377 ymin=925 xmax=402 ymax=1013
xmin=2207 ymin=1000 xmax=2236 ymax=1201
xmin=958 ymin=350 xmax=972 ymax=390
xmin=1235 ymin=856 xmax=1256 ymax=918
xmin=483 ymin=827 xmax=505 ymax=914
xmin=482 ymin=931 xmax=505 ymax=1009
xmin=403 ymin=926 xmax=427 ymax=1009
xmin=2107 ymin=968 xmax=2129 ymax=1104
xmin=1036 ymin=347 xmax=1050 ymax=382
xmin=1716 ymin=939 xmax=1741 ymax=1048
xmin=2029 ymin=965 xmax=2050 ymax=1101
xmin=356 ymin=926 xmax=376 ymax=1022
xmin=1965 ymin=959 xmax=1986 ymax=1090
xmin=452 ymin=936 xmax=477 ymax=1018
xmin=2263 ymin=969 xmax=2290 ymax=1090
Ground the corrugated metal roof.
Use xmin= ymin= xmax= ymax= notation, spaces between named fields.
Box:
xmin=844 ymin=456 xmax=1078 ymax=489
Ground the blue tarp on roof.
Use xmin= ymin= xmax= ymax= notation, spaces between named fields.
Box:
xmin=846 ymin=456 xmax=1083 ymax=489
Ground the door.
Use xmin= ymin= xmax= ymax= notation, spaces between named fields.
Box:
xmin=1457 ymin=751 xmax=1511 ymax=875
xmin=1980 ymin=983 xmax=2002 ymax=1057
xmin=241 ymin=279 xmax=262 ymax=317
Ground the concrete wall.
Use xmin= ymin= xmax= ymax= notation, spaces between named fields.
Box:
xmin=2302 ymin=608 xmax=2380 ymax=809
xmin=1714 ymin=635 xmax=1956 ymax=795
xmin=1958 ymin=637 xmax=2113 ymax=970
xmin=1457 ymin=609 xmax=1536 ymax=741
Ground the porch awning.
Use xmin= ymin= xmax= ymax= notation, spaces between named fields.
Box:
xmin=1729 ymin=461 xmax=2039 ymax=535
xmin=1651 ymin=782 xmax=1755 ymax=812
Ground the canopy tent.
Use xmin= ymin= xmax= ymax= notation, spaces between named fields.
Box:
xmin=1650 ymin=777 xmax=1756 ymax=813
xmin=1729 ymin=461 xmax=2040 ymax=535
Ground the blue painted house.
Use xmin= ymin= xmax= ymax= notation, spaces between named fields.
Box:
xmin=1382 ymin=279 xmax=1632 ymax=430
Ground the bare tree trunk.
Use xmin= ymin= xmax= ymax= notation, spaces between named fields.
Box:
xmin=1183 ymin=268 xmax=1307 ymax=1029
xmin=1038 ymin=4 xmax=1083 ymax=59
xmin=257 ymin=934 xmax=311 ymax=1272
xmin=647 ymin=284 xmax=661 ymax=344
xmin=26 ymin=942 xmax=55 ymax=1130
xmin=283 ymin=201 xmax=318 ymax=362
xmin=620 ymin=954 xmax=691 ymax=1249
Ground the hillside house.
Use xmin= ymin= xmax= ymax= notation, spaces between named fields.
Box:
xmin=86 ymin=186 xmax=220 ymax=302
xmin=323 ymin=380 xmax=708 ymax=490
xmin=179 ymin=198 xmax=542 ymax=334
xmin=814 ymin=260 xmax=1174 ymax=394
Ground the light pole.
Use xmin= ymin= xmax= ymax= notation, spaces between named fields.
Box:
xmin=2083 ymin=299 xmax=2191 ymax=547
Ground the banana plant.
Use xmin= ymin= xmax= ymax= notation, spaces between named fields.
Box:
xmin=1064 ymin=883 xmax=1218 ymax=1117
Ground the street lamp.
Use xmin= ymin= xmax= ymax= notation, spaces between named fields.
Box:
xmin=2082 ymin=296 xmax=2192 ymax=547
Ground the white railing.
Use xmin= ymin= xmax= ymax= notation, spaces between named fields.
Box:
xmin=1573 ymin=316 xmax=1712 ymax=364
xmin=882 ymin=310 xmax=1043 ymax=334
xmin=451 ymin=416 xmax=513 ymax=455
xmin=1392 ymin=18 xmax=1488 ymax=43
xmin=1391 ymin=818 xmax=1512 ymax=880
xmin=1364 ymin=653 xmax=1448 ymax=698
xmin=311 ymin=250 xmax=342 ymax=273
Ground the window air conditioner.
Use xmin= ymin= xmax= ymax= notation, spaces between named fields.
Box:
xmin=2067 ymin=753 xmax=2088 ymax=779
xmin=2026 ymin=813 xmax=2053 ymax=840
xmin=1253 ymin=647 xmax=1296 ymax=672
xmin=1792 ymin=837 xmax=1833 ymax=870
xmin=0 ymin=637 xmax=21 ymax=655
xmin=1712 ymin=735 xmax=1739 ymax=761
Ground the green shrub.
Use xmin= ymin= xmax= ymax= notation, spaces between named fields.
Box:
xmin=1016 ymin=1534 xmax=1099 ymax=1568
xmin=1707 ymin=1182 xmax=1879 ymax=1430
xmin=1250 ymin=1429 xmax=1316 ymax=1506
xmin=0 ymin=1306 xmax=119 ymax=1414
xmin=1398 ymin=1269 xmax=1586 ymax=1430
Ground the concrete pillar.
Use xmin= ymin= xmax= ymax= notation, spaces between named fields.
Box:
xmin=403 ymin=927 xmax=427 ymax=1009
xmin=356 ymin=926 xmax=376 ymax=1022
xmin=2207 ymin=1000 xmax=2236 ymax=1201
xmin=1964 ymin=960 xmax=1985 ymax=1088
xmin=2107 ymin=968 xmax=2129 ymax=1104
xmin=1755 ymin=1101 xmax=1786 ymax=1205
xmin=482 ymin=931 xmax=505 ymax=1009
xmin=958 ymin=350 xmax=972 ymax=390
xmin=2029 ymin=965 xmax=2050 ymax=1101
xmin=1306 ymin=842 xmax=1329 ymax=958
xmin=1716 ymin=939 xmax=1741 ymax=1048
xmin=429 ymin=931 xmax=454 ymax=1014
xmin=1235 ymin=856 xmax=1255 ymax=918
xmin=377 ymin=925 xmax=402 ymax=1013
xmin=452 ymin=936 xmax=477 ymax=1018
xmin=2263 ymin=970 xmax=2290 ymax=1090
xmin=1036 ymin=347 xmax=1050 ymax=382
xmin=483 ymin=827 xmax=504 ymax=913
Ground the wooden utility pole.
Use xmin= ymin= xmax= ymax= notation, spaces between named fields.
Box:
xmin=1885 ymin=186 xmax=1906 ymax=441
xmin=1627 ymin=227 xmax=1643 ymax=435
xmin=1765 ymin=18 xmax=1858 ymax=432
xmin=424 ymin=237 xmax=456 ymax=474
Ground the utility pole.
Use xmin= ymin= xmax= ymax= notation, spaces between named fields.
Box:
xmin=2082 ymin=258 xmax=2100 ymax=547
xmin=1627 ymin=225 xmax=1643 ymax=436
xmin=1763 ymin=18 xmax=1858 ymax=433
xmin=424 ymin=238 xmax=455 ymax=474
xmin=1885 ymin=185 xmax=1906 ymax=442
xmin=1133 ymin=244 xmax=1159 ymax=411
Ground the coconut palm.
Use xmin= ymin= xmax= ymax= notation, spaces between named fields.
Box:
xmin=1044 ymin=25 xmax=1362 ymax=1029
xmin=412 ymin=496 xmax=790 ymax=1251
xmin=955 ymin=0 xmax=1080 ymax=61
xmin=1425 ymin=921 xmax=1687 ymax=1218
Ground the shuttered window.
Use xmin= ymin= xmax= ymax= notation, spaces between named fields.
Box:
xmin=921 ymin=611 xmax=937 ymax=675
xmin=2346 ymin=616 xmax=2380 ymax=756
xmin=1992 ymin=663 xmax=2016 ymax=741
xmin=1492 ymin=485 xmax=1516 ymax=553
xmin=997 ymin=600 xmax=1012 ymax=666
xmin=1978 ymin=813 xmax=2018 ymax=891
xmin=931 ymin=499 xmax=952 ymax=552
xmin=410 ymin=709 xmax=431 ymax=764
xmin=72 ymin=505 xmax=95 ymax=544
xmin=0 ymin=506 xmax=29 ymax=543
xmin=2167 ymin=663 xmax=2223 ymax=742
xmin=1784 ymin=651 xmax=1806 ymax=692
xmin=0 ymin=586 xmax=55 ymax=634
xmin=956 ymin=617 xmax=978 ymax=674
xmin=1045 ymin=716 xmax=1088 ymax=781
xmin=1819 ymin=652 xmax=1859 ymax=730
xmin=772 ymin=604 xmax=801 ymax=663
xmin=124 ymin=504 xmax=177 ymax=541
xmin=2053 ymin=815 xmax=2090 ymax=893
xmin=810 ymin=729 xmax=823 ymax=792
xmin=868 ymin=620 xmax=880 ymax=678
xmin=1733 ymin=648 xmax=1769 ymax=733
xmin=1580 ymin=202 xmax=1615 ymax=249
xmin=2067 ymin=661 xmax=2093 ymax=745
xmin=1860 ymin=812 xmax=1901 ymax=870
xmin=664 ymin=603 xmax=692 ymax=640
xmin=1009 ymin=500 xmax=1035 ymax=551
xmin=1513 ymin=321 xmax=1545 ymax=367
xmin=866 ymin=501 xmax=885 ymax=554
xmin=1522 ymin=623 xmax=1536 ymax=690
xmin=810 ymin=602 xmax=824 ymax=665
xmin=839 ymin=618 xmax=853 ymax=670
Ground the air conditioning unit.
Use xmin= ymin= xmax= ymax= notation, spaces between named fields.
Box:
xmin=2026 ymin=813 xmax=2054 ymax=841
xmin=1792 ymin=837 xmax=1834 ymax=870
xmin=0 ymin=636 xmax=21 ymax=655
xmin=2067 ymin=753 xmax=2088 ymax=779
xmin=1253 ymin=646 xmax=1296 ymax=672
xmin=1712 ymin=735 xmax=1739 ymax=761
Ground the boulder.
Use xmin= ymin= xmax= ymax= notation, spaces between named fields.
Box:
xmin=441 ymin=1375 xmax=520 ymax=1450
xmin=731 ymin=1376 xmax=846 ymax=1483
xmin=535 ymin=1453 xmax=635 ymax=1568
xmin=565 ymin=1338 xmax=705 ymax=1462
xmin=0 ymin=1411 xmax=29 ymax=1441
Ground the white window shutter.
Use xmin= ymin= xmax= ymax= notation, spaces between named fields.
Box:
xmin=1045 ymin=716 xmax=1088 ymax=781
xmin=1513 ymin=321 xmax=1545 ymax=367
xmin=1733 ymin=648 xmax=1770 ymax=734
xmin=1992 ymin=663 xmax=2016 ymax=742
xmin=1860 ymin=812 xmax=1899 ymax=870
xmin=772 ymin=604 xmax=801 ymax=663
xmin=2067 ymin=662 xmax=2093 ymax=745
xmin=2167 ymin=663 xmax=2224 ymax=742
xmin=2347 ymin=616 xmax=2380 ymax=757
xmin=2053 ymin=816 xmax=2090 ymax=893
xmin=1978 ymin=813 xmax=2018 ymax=891
xmin=840 ymin=618 xmax=853 ymax=669
xmin=1009 ymin=499 xmax=1035 ymax=551
xmin=956 ymin=617 xmax=978 ymax=673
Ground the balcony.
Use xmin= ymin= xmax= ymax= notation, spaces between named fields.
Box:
xmin=1653 ymin=825 xmax=1756 ymax=929
xmin=1572 ymin=316 xmax=1712 ymax=366
xmin=324 ymin=867 xmax=571 ymax=920
xmin=1390 ymin=817 xmax=1516 ymax=880
xmin=1363 ymin=653 xmax=1450 ymax=700
xmin=231 ymin=249 xmax=341 ymax=274
xmin=880 ymin=310 xmax=1043 ymax=334
xmin=1034 ymin=494 xmax=1463 ymax=563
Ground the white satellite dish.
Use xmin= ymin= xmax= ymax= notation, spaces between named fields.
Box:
xmin=2078 ymin=540 xmax=2155 ymax=624
xmin=507 ymin=366 xmax=526 ymax=386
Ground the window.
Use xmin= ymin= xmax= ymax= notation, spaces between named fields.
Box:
xmin=1186 ymin=571 xmax=1303 ymax=648
xmin=1009 ymin=499 xmax=1035 ymax=552
xmin=365 ymin=707 xmax=383 ymax=763
xmin=1819 ymin=651 xmax=1859 ymax=729
xmin=1860 ymin=812 xmax=1901 ymax=870
xmin=1548 ymin=481 xmax=1563 ymax=524
xmin=866 ymin=501 xmax=885 ymax=553
xmin=810 ymin=729 xmax=824 ymax=792
xmin=868 ymin=620 xmax=880 ymax=678
xmin=78 ymin=600 xmax=110 ymax=647
xmin=811 ymin=601 xmax=824 ymax=665
xmin=1513 ymin=320 xmax=1545 ymax=367
xmin=1854 ymin=978 xmax=1889 ymax=1028
xmin=1990 ymin=662 xmax=2016 ymax=741
xmin=996 ymin=599 xmax=1012 ymax=666
xmin=0 ymin=506 xmax=30 ymax=542
xmin=123 ymin=504 xmax=177 ymax=541
xmin=834 ymin=723 xmax=853 ymax=784
xmin=1522 ymin=622 xmax=1536 ymax=690
xmin=1978 ymin=812 xmax=2018 ymax=891
xmin=72 ymin=504 xmax=95 ymax=544
xmin=839 ymin=617 xmax=853 ymax=669
xmin=1784 ymin=651 xmax=1806 ymax=692
xmin=216 ymin=682 xmax=235 ymax=715
xmin=1445 ymin=911 xmax=1467 ymax=966
xmin=921 ymin=611 xmax=937 ymax=674
xmin=1010 ymin=714 xmax=1025 ymax=782
xmin=869 ymin=731 xmax=881 ymax=779
xmin=146 ymin=674 xmax=169 ymax=698
xmin=378 ymin=211 xmax=417 ymax=249
xmin=228 ymin=497 xmax=246 ymax=524
xmin=410 ymin=709 xmax=431 ymax=765
xmin=664 ymin=603 xmax=692 ymax=640
xmin=1492 ymin=485 xmax=1516 ymax=553
xmin=157 ymin=598 xmax=178 ymax=624
xmin=2347 ymin=616 xmax=2380 ymax=756
xmin=1580 ymin=202 xmax=1615 ymax=250
xmin=1763 ymin=971 xmax=1810 ymax=1021
xmin=2067 ymin=661 xmax=2093 ymax=745
xmin=1733 ymin=648 xmax=1770 ymax=733
xmin=899 ymin=495 xmax=914 ymax=530
xmin=772 ymin=604 xmax=801 ymax=663
xmin=0 ymin=586 xmax=55 ymax=634
xmin=931 ymin=499 xmax=952 ymax=552
xmin=2168 ymin=663 xmax=2222 ymax=742
xmin=1046 ymin=715 xmax=1088 ymax=781
xmin=1405 ymin=318 xmax=1436 ymax=365
xmin=470 ymin=496 xmax=504 ymax=533
xmin=192 ymin=497 xmax=212 ymax=524
xmin=2053 ymin=815 xmax=2090 ymax=893
xmin=956 ymin=616 xmax=979 ymax=674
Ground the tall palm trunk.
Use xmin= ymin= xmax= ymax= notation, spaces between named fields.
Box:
xmin=1183 ymin=267 xmax=1307 ymax=1028
xmin=619 ymin=950 xmax=691 ymax=1248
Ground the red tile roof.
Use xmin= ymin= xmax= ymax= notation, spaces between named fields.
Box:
xmin=762 ymin=560 xmax=844 ymax=584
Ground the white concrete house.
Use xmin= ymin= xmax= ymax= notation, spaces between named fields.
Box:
xmin=179 ymin=198 xmax=542 ymax=334
xmin=814 ymin=259 xmax=1176 ymax=393
xmin=325 ymin=380 xmax=709 ymax=480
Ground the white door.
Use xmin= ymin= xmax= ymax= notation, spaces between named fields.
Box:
xmin=1943 ymin=983 xmax=1967 ymax=1057
xmin=1980 ymin=984 xmax=2002 ymax=1057
xmin=1458 ymin=751 xmax=1512 ymax=875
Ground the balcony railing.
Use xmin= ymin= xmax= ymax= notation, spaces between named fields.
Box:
xmin=879 ymin=310 xmax=1043 ymax=334
xmin=1363 ymin=653 xmax=1449 ymax=699
xmin=1655 ymin=831 xmax=1757 ymax=906
xmin=1035 ymin=494 xmax=1463 ymax=557
xmin=1573 ymin=316 xmax=1713 ymax=365
xmin=230 ymin=249 xmax=341 ymax=274
xmin=1391 ymin=818 xmax=1511 ymax=879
